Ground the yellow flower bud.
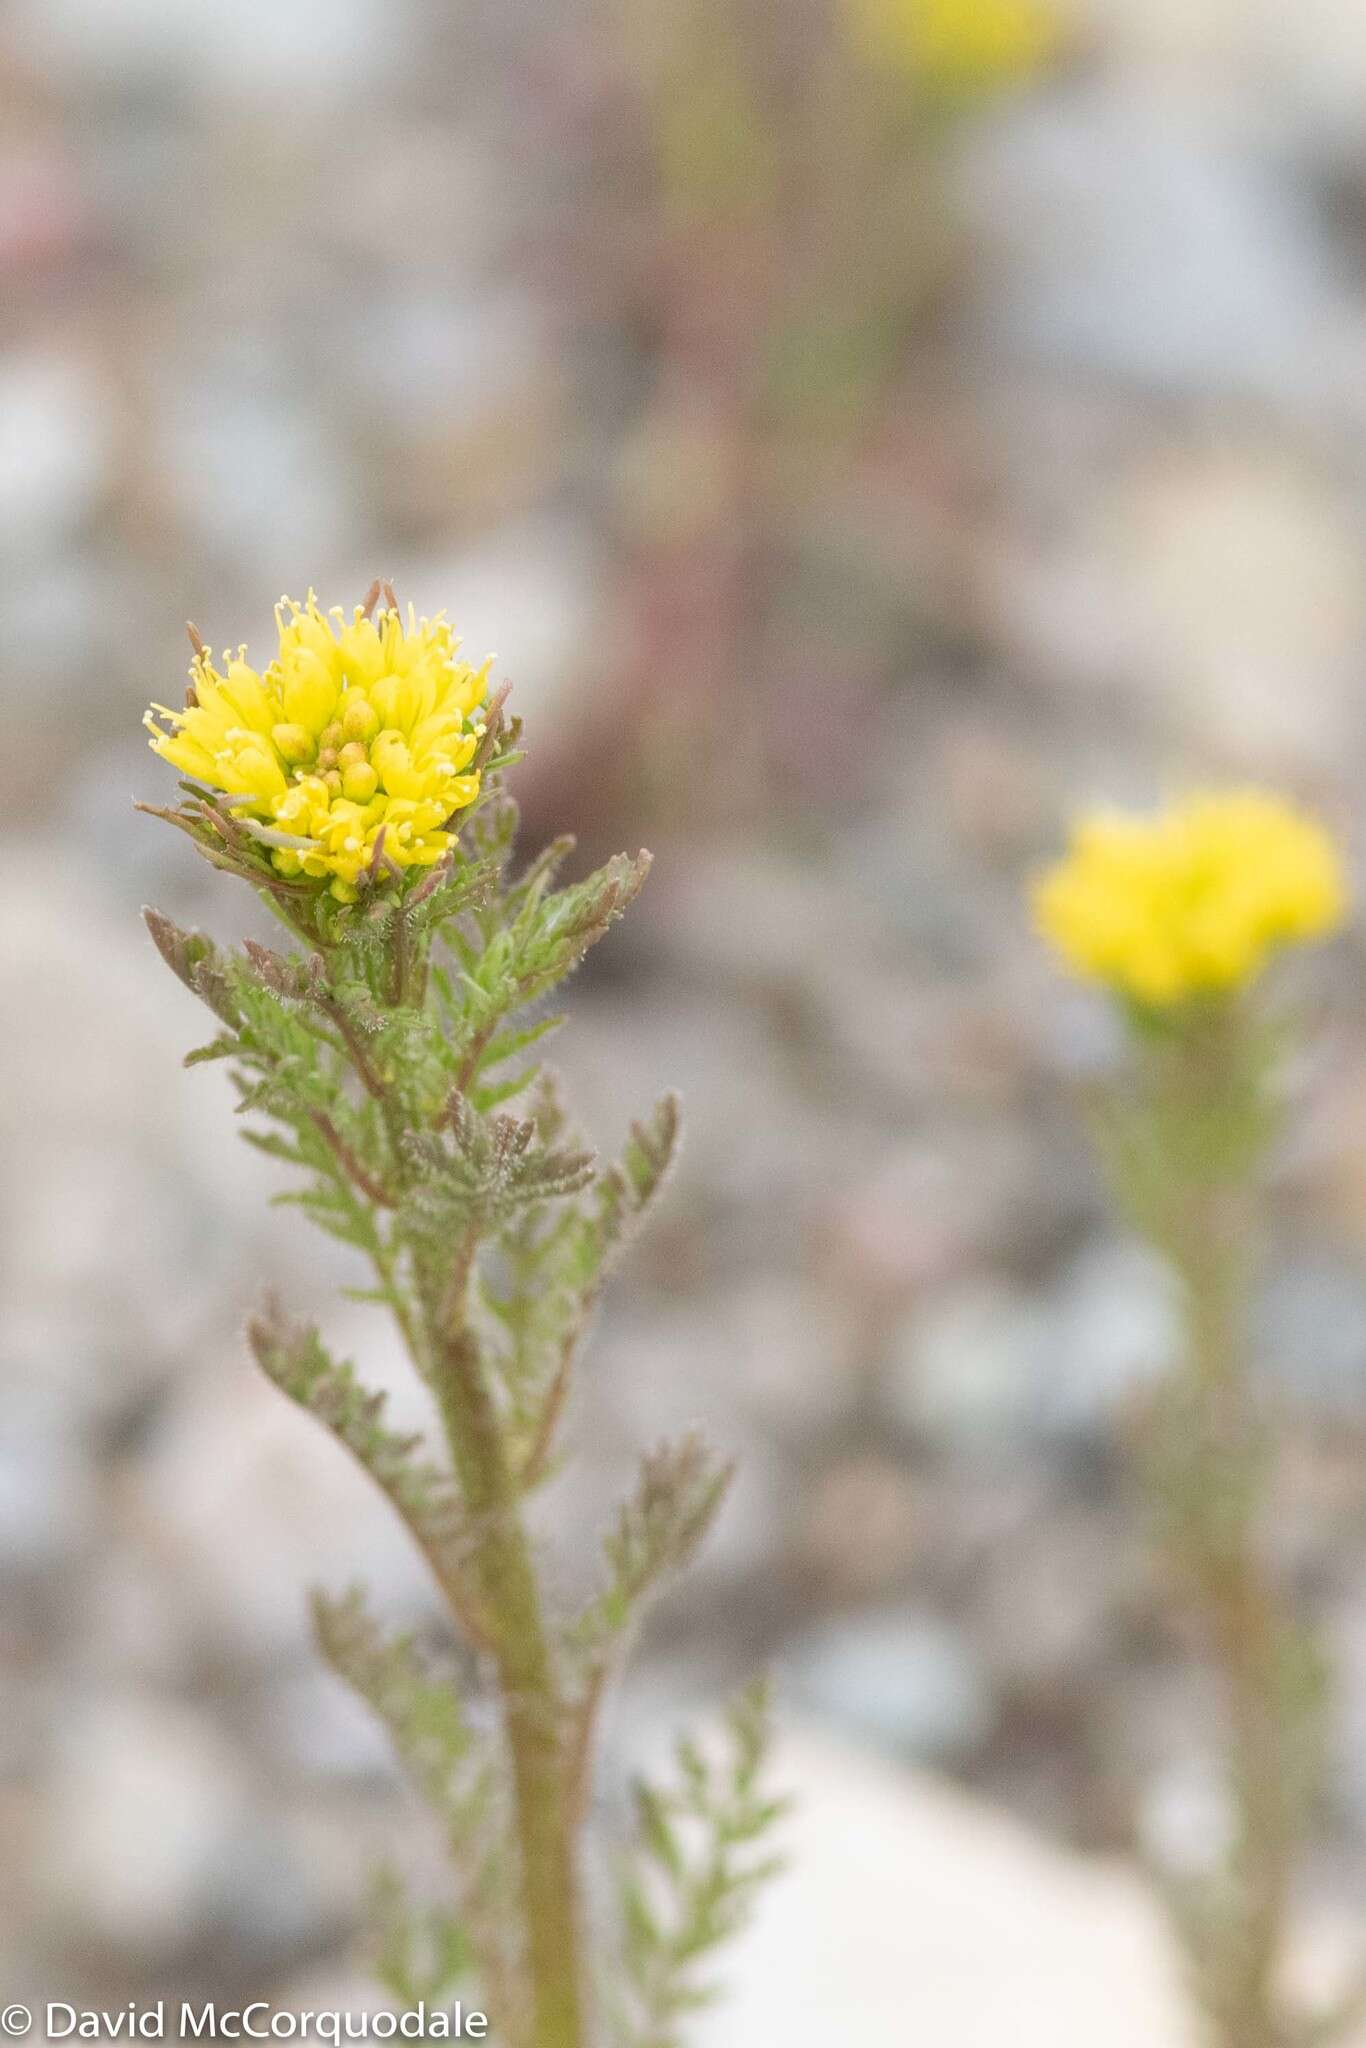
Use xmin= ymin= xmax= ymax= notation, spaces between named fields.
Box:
xmin=341 ymin=760 xmax=379 ymax=803
xmin=342 ymin=695 xmax=380 ymax=743
xmin=271 ymin=722 xmax=314 ymax=766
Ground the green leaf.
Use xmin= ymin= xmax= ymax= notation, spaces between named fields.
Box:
xmin=611 ymin=1679 xmax=787 ymax=2048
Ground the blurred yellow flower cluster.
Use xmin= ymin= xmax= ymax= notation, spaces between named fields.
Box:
xmin=1034 ymin=791 xmax=1346 ymax=1008
xmin=850 ymin=0 xmax=1058 ymax=91
xmin=146 ymin=597 xmax=490 ymax=900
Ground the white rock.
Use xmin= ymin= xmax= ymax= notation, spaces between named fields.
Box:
xmin=696 ymin=1726 xmax=1193 ymax=2047
xmin=559 ymin=987 xmax=837 ymax=1211
xmin=889 ymin=1279 xmax=1054 ymax=1450
xmin=0 ymin=1413 xmax=90 ymax=1574
xmin=0 ymin=844 xmax=268 ymax=1414
xmin=11 ymin=0 xmax=401 ymax=102
xmin=1137 ymin=1755 xmax=1236 ymax=1880
xmin=1078 ymin=0 xmax=1261 ymax=74
xmin=139 ymin=1354 xmax=442 ymax=1658
xmin=888 ymin=1241 xmax=1177 ymax=1451
xmin=785 ymin=1609 xmax=993 ymax=1763
xmin=962 ymin=86 xmax=1342 ymax=403
xmin=1082 ymin=0 xmax=1366 ymax=140
xmin=259 ymin=1666 xmax=399 ymax=1784
xmin=1041 ymin=1238 xmax=1179 ymax=1435
xmin=0 ymin=353 xmax=110 ymax=556
xmin=161 ymin=369 xmax=357 ymax=581
xmin=595 ymin=1283 xmax=857 ymax=1448
xmin=1113 ymin=447 xmax=1366 ymax=771
xmin=40 ymin=1695 xmax=246 ymax=1952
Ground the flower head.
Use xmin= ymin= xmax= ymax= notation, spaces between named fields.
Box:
xmin=849 ymin=0 xmax=1058 ymax=92
xmin=1033 ymin=791 xmax=1346 ymax=1008
xmin=146 ymin=595 xmax=491 ymax=900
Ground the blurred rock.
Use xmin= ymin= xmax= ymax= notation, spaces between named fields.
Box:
xmin=0 ymin=352 xmax=110 ymax=559
xmin=1331 ymin=1586 xmax=1366 ymax=1835
xmin=887 ymin=1279 xmax=1053 ymax=1452
xmin=1258 ymin=1258 xmax=1366 ymax=1415
xmin=161 ymin=364 xmax=358 ymax=581
xmin=887 ymin=1238 xmax=1176 ymax=1454
xmin=254 ymin=1666 xmax=399 ymax=1786
xmin=12 ymin=0 xmax=402 ymax=103
xmin=1041 ymin=1238 xmax=1178 ymax=1439
xmin=697 ymin=1726 xmax=1191 ymax=2048
xmin=658 ymin=842 xmax=883 ymax=995
xmin=138 ymin=1357 xmax=440 ymax=1660
xmin=793 ymin=1455 xmax=921 ymax=1600
xmin=785 ymin=1608 xmax=994 ymax=1763
xmin=829 ymin=1124 xmax=1060 ymax=1304
xmin=0 ymin=1403 xmax=90 ymax=1577
xmin=1114 ymin=446 xmax=1365 ymax=771
xmin=40 ymin=1694 xmax=249 ymax=1956
xmin=674 ymin=1278 xmax=860 ymax=1444
xmin=560 ymin=986 xmax=837 ymax=1224
xmin=1086 ymin=0 xmax=1366 ymax=147
xmin=972 ymin=1503 xmax=1124 ymax=1704
xmin=1137 ymin=1755 xmax=1236 ymax=1882
xmin=964 ymin=86 xmax=1344 ymax=402
xmin=0 ymin=844 xmax=269 ymax=1420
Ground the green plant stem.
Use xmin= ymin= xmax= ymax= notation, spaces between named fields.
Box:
xmin=433 ymin=1321 xmax=584 ymax=2048
xmin=1158 ymin=1081 xmax=1301 ymax=2048
xmin=369 ymin=1226 xmax=428 ymax=1378
xmin=1179 ymin=1221 xmax=1286 ymax=2046
xmin=340 ymin=932 xmax=585 ymax=2039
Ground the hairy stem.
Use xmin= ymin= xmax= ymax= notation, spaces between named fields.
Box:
xmin=433 ymin=1321 xmax=584 ymax=2048
xmin=1148 ymin=1023 xmax=1309 ymax=2048
xmin=1173 ymin=1199 xmax=1292 ymax=2048
xmin=368 ymin=1226 xmax=428 ymax=1381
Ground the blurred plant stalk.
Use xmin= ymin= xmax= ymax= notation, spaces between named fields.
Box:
xmin=532 ymin=0 xmax=1063 ymax=833
xmin=141 ymin=592 xmax=783 ymax=2047
xmin=1035 ymin=792 xmax=1352 ymax=2048
xmin=1102 ymin=1007 xmax=1324 ymax=2048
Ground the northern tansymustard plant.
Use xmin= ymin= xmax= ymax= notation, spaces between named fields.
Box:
xmin=1036 ymin=790 xmax=1352 ymax=2048
xmin=141 ymin=584 xmax=784 ymax=2048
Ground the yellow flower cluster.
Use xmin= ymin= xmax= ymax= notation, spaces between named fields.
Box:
xmin=850 ymin=0 xmax=1057 ymax=91
xmin=146 ymin=597 xmax=490 ymax=900
xmin=1034 ymin=792 xmax=1346 ymax=1008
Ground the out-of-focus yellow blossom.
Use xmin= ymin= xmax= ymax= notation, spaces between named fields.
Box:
xmin=1034 ymin=792 xmax=1346 ymax=1008
xmin=146 ymin=597 xmax=490 ymax=901
xmin=850 ymin=0 xmax=1057 ymax=91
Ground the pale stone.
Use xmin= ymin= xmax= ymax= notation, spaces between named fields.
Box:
xmin=697 ymin=1727 xmax=1193 ymax=2046
xmin=138 ymin=1357 xmax=440 ymax=1658
xmin=0 ymin=353 xmax=110 ymax=556
xmin=785 ymin=1612 xmax=994 ymax=1763
xmin=1115 ymin=447 xmax=1365 ymax=770
xmin=39 ymin=1695 xmax=246 ymax=1952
